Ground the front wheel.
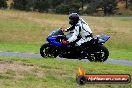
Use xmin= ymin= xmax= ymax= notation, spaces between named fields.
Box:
xmin=40 ymin=44 xmax=49 ymax=58
xmin=88 ymin=45 xmax=109 ymax=62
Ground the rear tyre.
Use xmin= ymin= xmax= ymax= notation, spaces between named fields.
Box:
xmin=88 ymin=45 xmax=109 ymax=62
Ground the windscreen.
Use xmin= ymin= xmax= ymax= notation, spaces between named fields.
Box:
xmin=48 ymin=29 xmax=64 ymax=37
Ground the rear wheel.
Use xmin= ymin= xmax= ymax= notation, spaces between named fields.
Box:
xmin=88 ymin=45 xmax=109 ymax=62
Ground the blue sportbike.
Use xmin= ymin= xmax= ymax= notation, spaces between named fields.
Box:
xmin=40 ymin=29 xmax=110 ymax=62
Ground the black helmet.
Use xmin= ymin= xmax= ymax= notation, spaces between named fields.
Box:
xmin=69 ymin=13 xmax=79 ymax=25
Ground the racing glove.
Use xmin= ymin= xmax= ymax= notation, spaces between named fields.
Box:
xmin=61 ymin=28 xmax=66 ymax=32
xmin=62 ymin=40 xmax=70 ymax=45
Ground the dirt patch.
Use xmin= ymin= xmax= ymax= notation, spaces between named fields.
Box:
xmin=0 ymin=61 xmax=44 ymax=78
xmin=0 ymin=61 xmax=33 ymax=73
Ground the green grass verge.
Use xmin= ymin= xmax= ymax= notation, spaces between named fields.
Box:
xmin=0 ymin=56 xmax=131 ymax=88
xmin=110 ymin=49 xmax=132 ymax=60
xmin=0 ymin=43 xmax=40 ymax=53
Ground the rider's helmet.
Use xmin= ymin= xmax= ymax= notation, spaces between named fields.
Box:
xmin=69 ymin=13 xmax=79 ymax=25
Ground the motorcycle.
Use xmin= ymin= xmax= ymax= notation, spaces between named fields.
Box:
xmin=40 ymin=28 xmax=110 ymax=62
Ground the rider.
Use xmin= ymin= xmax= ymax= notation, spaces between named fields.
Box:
xmin=62 ymin=13 xmax=93 ymax=59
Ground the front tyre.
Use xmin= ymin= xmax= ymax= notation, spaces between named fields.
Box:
xmin=88 ymin=45 xmax=109 ymax=62
xmin=40 ymin=44 xmax=49 ymax=58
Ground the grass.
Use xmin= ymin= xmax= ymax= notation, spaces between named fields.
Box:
xmin=0 ymin=10 xmax=132 ymax=60
xmin=0 ymin=56 xmax=131 ymax=88
xmin=0 ymin=43 xmax=40 ymax=53
xmin=110 ymin=49 xmax=132 ymax=60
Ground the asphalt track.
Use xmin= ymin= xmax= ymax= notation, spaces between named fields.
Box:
xmin=0 ymin=52 xmax=132 ymax=66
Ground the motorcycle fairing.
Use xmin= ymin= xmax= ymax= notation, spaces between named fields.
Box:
xmin=95 ymin=34 xmax=110 ymax=43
